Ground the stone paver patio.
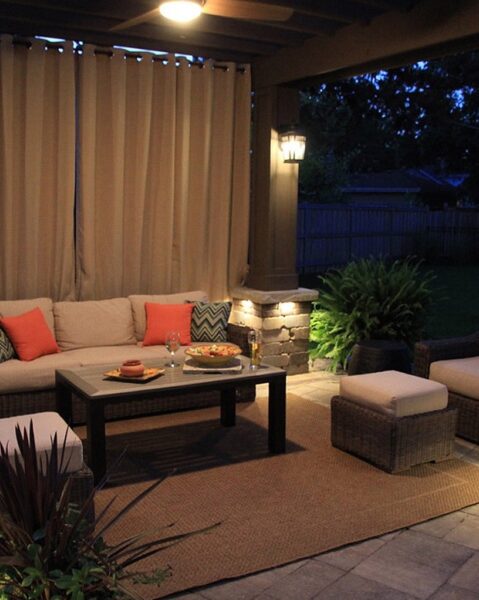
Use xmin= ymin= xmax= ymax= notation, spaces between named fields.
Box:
xmin=171 ymin=369 xmax=479 ymax=600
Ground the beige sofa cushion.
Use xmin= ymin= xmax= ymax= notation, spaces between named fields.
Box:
xmin=0 ymin=298 xmax=55 ymax=335
xmin=54 ymin=298 xmax=136 ymax=350
xmin=0 ymin=411 xmax=83 ymax=473
xmin=0 ymin=351 xmax=84 ymax=393
xmin=340 ymin=370 xmax=448 ymax=417
xmin=70 ymin=344 xmax=186 ymax=366
xmin=0 ymin=344 xmax=183 ymax=393
xmin=129 ymin=291 xmax=208 ymax=340
xmin=430 ymin=356 xmax=479 ymax=401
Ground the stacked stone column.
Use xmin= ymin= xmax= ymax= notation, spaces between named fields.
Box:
xmin=230 ymin=287 xmax=318 ymax=375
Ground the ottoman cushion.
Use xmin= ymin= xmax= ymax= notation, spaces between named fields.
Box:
xmin=0 ymin=411 xmax=83 ymax=473
xmin=340 ymin=370 xmax=448 ymax=417
xmin=430 ymin=356 xmax=479 ymax=401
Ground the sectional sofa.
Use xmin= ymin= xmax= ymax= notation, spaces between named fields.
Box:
xmin=0 ymin=292 xmax=252 ymax=424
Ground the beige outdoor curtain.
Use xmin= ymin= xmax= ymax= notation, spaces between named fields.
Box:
xmin=0 ymin=36 xmax=76 ymax=301
xmin=77 ymin=48 xmax=251 ymax=301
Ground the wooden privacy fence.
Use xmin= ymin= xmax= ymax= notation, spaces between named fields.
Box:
xmin=297 ymin=203 xmax=479 ymax=273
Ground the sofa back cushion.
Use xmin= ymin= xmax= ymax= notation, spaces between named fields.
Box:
xmin=129 ymin=291 xmax=208 ymax=341
xmin=0 ymin=298 xmax=55 ymax=334
xmin=54 ymin=298 xmax=137 ymax=350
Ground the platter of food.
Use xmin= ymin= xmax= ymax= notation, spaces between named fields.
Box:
xmin=185 ymin=343 xmax=242 ymax=367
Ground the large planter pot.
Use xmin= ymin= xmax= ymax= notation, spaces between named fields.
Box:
xmin=347 ymin=339 xmax=411 ymax=376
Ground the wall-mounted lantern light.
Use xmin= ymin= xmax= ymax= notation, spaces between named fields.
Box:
xmin=279 ymin=126 xmax=306 ymax=163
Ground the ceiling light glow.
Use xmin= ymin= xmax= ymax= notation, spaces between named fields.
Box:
xmin=159 ymin=0 xmax=203 ymax=22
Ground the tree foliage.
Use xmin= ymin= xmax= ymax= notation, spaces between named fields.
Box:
xmin=300 ymin=51 xmax=479 ymax=203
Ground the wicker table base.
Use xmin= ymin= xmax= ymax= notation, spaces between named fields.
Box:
xmin=331 ymin=396 xmax=457 ymax=473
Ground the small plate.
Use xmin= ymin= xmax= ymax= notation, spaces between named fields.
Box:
xmin=103 ymin=367 xmax=165 ymax=383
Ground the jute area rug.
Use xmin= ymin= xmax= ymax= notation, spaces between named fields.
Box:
xmin=91 ymin=395 xmax=479 ymax=599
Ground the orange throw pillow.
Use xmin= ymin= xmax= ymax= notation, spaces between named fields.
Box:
xmin=0 ymin=307 xmax=60 ymax=361
xmin=143 ymin=303 xmax=193 ymax=346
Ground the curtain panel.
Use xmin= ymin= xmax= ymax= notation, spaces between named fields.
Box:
xmin=77 ymin=48 xmax=251 ymax=301
xmin=0 ymin=36 xmax=76 ymax=301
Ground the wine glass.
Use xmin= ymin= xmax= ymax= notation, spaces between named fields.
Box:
xmin=165 ymin=331 xmax=181 ymax=367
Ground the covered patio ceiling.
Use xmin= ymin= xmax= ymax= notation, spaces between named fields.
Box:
xmin=2 ymin=0 xmax=479 ymax=88
xmin=2 ymin=0 xmax=479 ymax=294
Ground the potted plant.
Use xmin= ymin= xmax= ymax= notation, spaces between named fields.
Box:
xmin=309 ymin=257 xmax=435 ymax=372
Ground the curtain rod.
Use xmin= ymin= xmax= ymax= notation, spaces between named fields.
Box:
xmin=10 ymin=38 xmax=247 ymax=73
xmin=94 ymin=48 xmax=246 ymax=73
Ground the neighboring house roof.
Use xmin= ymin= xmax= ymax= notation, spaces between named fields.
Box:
xmin=342 ymin=168 xmax=467 ymax=196
xmin=343 ymin=171 xmax=421 ymax=194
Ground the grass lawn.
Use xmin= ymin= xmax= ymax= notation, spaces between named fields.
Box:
xmin=424 ymin=264 xmax=479 ymax=339
xmin=300 ymin=263 xmax=479 ymax=340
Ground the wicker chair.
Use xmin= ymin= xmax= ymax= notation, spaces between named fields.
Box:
xmin=414 ymin=332 xmax=479 ymax=442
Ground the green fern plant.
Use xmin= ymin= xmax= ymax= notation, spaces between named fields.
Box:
xmin=309 ymin=257 xmax=435 ymax=372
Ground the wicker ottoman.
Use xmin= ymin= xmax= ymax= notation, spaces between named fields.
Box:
xmin=0 ymin=412 xmax=94 ymax=515
xmin=331 ymin=370 xmax=457 ymax=473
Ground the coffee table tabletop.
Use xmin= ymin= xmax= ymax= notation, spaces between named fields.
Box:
xmin=56 ymin=357 xmax=287 ymax=483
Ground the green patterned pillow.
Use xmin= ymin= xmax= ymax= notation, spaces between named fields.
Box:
xmin=0 ymin=327 xmax=15 ymax=363
xmin=191 ymin=302 xmax=231 ymax=343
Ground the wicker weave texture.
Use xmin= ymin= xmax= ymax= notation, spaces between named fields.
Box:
xmin=331 ymin=396 xmax=457 ymax=473
xmin=0 ymin=326 xmax=254 ymax=421
xmin=227 ymin=323 xmax=252 ymax=356
xmin=348 ymin=340 xmax=411 ymax=375
xmin=0 ymin=385 xmax=255 ymax=423
xmin=448 ymin=392 xmax=479 ymax=443
xmin=413 ymin=332 xmax=479 ymax=441
xmin=413 ymin=334 xmax=479 ymax=378
xmin=0 ymin=390 xmax=55 ymax=419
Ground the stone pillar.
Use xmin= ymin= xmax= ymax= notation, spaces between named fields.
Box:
xmin=238 ymin=85 xmax=316 ymax=373
xmin=231 ymin=287 xmax=318 ymax=375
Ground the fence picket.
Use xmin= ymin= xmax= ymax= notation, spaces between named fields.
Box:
xmin=297 ymin=204 xmax=479 ymax=273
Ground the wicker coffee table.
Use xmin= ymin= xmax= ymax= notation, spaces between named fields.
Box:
xmin=55 ymin=358 xmax=286 ymax=483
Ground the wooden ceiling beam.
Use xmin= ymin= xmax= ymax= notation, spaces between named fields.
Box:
xmin=255 ymin=13 xmax=340 ymax=36
xmin=136 ymin=21 xmax=281 ymax=55
xmin=0 ymin=0 xmax=306 ymax=46
xmin=350 ymin=0 xmax=399 ymax=9
xmin=0 ymin=18 xmax=256 ymax=62
xmin=0 ymin=0 xmax=370 ymax=25
xmin=0 ymin=4 xmax=281 ymax=56
xmin=2 ymin=20 xmax=258 ymax=64
xmin=158 ymin=15 xmax=307 ymax=47
xmin=253 ymin=0 xmax=479 ymax=87
xmin=242 ymin=0 xmax=380 ymax=23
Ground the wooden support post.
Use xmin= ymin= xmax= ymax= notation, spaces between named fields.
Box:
xmin=247 ymin=85 xmax=300 ymax=291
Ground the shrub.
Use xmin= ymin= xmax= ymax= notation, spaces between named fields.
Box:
xmin=0 ymin=422 xmax=216 ymax=599
xmin=309 ymin=257 xmax=435 ymax=372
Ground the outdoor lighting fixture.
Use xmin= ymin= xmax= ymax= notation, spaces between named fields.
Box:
xmin=159 ymin=0 xmax=203 ymax=22
xmin=279 ymin=302 xmax=295 ymax=316
xmin=279 ymin=126 xmax=306 ymax=163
